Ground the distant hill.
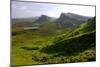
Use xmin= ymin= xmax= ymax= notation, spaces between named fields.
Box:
xmin=12 ymin=17 xmax=38 ymax=27
xmin=12 ymin=17 xmax=38 ymax=23
xmin=12 ymin=13 xmax=92 ymax=29
xmin=63 ymin=13 xmax=91 ymax=21
xmin=33 ymin=15 xmax=56 ymax=24
xmin=55 ymin=13 xmax=92 ymax=28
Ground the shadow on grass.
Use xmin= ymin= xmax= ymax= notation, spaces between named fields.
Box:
xmin=10 ymin=66 xmax=18 ymax=67
xmin=40 ymin=32 xmax=95 ymax=56
xmin=21 ymin=46 xmax=39 ymax=51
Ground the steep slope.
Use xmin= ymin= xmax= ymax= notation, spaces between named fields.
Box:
xmin=41 ymin=31 xmax=95 ymax=54
xmin=40 ymin=17 xmax=96 ymax=55
xmin=55 ymin=13 xmax=91 ymax=28
xmin=66 ymin=17 xmax=96 ymax=37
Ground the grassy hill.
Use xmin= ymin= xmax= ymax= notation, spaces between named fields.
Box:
xmin=40 ymin=17 xmax=96 ymax=61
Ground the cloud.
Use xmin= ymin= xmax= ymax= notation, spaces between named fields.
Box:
xmin=12 ymin=1 xmax=95 ymax=18
xmin=20 ymin=6 xmax=27 ymax=10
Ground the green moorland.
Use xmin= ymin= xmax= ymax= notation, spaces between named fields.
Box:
xmin=11 ymin=17 xmax=96 ymax=66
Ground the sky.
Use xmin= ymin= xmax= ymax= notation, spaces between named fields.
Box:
xmin=11 ymin=1 xmax=95 ymax=18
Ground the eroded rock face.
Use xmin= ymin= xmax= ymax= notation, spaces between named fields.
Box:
xmin=55 ymin=13 xmax=91 ymax=28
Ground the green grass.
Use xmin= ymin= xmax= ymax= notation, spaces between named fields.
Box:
xmin=11 ymin=31 xmax=96 ymax=66
xmin=11 ymin=31 xmax=55 ymax=66
xmin=11 ymin=17 xmax=96 ymax=66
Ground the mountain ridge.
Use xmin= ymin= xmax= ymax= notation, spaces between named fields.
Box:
xmin=12 ymin=12 xmax=92 ymax=29
xmin=55 ymin=12 xmax=92 ymax=28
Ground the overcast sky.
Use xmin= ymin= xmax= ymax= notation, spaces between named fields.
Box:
xmin=11 ymin=1 xmax=95 ymax=18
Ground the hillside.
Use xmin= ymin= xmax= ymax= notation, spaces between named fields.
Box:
xmin=41 ymin=17 xmax=96 ymax=56
xmin=66 ymin=17 xmax=96 ymax=37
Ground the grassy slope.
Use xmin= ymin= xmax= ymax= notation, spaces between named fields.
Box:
xmin=54 ymin=17 xmax=96 ymax=43
xmin=41 ymin=31 xmax=95 ymax=53
xmin=66 ymin=17 xmax=96 ymax=37
xmin=40 ymin=17 xmax=96 ymax=62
